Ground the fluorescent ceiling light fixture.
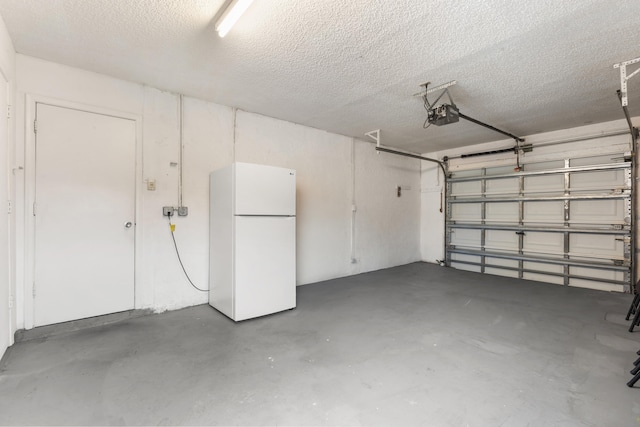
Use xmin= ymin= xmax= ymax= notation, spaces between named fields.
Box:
xmin=215 ymin=0 xmax=254 ymax=37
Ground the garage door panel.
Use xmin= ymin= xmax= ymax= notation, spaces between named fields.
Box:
xmin=451 ymin=180 xmax=481 ymax=197
xmin=571 ymin=200 xmax=626 ymax=224
xmin=525 ymin=160 xmax=565 ymax=171
xmin=485 ymin=268 xmax=519 ymax=278
xmin=486 ymin=166 xmax=517 ymax=175
xmin=486 ymin=202 xmax=518 ymax=222
xmin=450 ymin=228 xmax=481 ymax=248
xmin=451 ymin=263 xmax=481 ymax=273
xmin=568 ymin=281 xmax=624 ymax=292
xmin=524 ymin=160 xmax=565 ymax=193
xmin=450 ymin=253 xmax=481 ymax=272
xmin=525 ymin=175 xmax=564 ymax=194
xmin=571 ymin=155 xmax=621 ymax=167
xmin=524 ymin=273 xmax=564 ymax=285
xmin=486 ymin=178 xmax=518 ymax=195
xmin=523 ymin=201 xmax=563 ymax=223
xmin=569 ymin=267 xmax=625 ymax=292
xmin=523 ymin=262 xmax=564 ymax=285
xmin=569 ymin=234 xmax=623 ymax=259
xmin=571 ymin=170 xmax=625 ymax=190
xmin=485 ymin=230 xmax=518 ymax=251
xmin=451 ymin=203 xmax=481 ymax=222
xmin=485 ymin=257 xmax=519 ymax=278
xmin=523 ymin=232 xmax=563 ymax=256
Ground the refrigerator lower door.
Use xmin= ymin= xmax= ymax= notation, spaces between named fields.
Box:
xmin=234 ymin=216 xmax=296 ymax=321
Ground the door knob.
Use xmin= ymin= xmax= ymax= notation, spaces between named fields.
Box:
xmin=124 ymin=221 xmax=133 ymax=228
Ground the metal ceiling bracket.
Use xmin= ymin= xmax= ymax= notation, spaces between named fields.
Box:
xmin=413 ymin=80 xmax=457 ymax=97
xmin=364 ymin=129 xmax=381 ymax=152
xmin=614 ymin=57 xmax=640 ymax=107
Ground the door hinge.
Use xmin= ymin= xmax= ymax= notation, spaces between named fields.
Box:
xmin=8 ymin=294 xmax=14 ymax=309
xmin=6 ymin=104 xmax=11 ymax=119
xmin=33 ymin=119 xmax=37 ymax=134
xmin=33 ymin=201 xmax=36 ymax=216
xmin=32 ymin=282 xmax=36 ymax=298
xmin=6 ymin=200 xmax=10 ymax=214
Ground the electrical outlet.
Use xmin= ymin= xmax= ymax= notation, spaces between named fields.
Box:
xmin=147 ymin=179 xmax=156 ymax=191
xmin=178 ymin=206 xmax=189 ymax=216
xmin=163 ymin=206 xmax=175 ymax=217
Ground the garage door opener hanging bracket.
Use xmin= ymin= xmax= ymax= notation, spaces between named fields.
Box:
xmin=614 ymin=56 xmax=640 ymax=108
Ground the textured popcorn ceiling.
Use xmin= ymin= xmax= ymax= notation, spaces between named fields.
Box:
xmin=1 ymin=0 xmax=639 ymax=152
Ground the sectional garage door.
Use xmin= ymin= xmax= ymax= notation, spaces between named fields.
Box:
xmin=445 ymin=133 xmax=633 ymax=293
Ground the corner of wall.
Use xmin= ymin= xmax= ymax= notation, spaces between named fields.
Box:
xmin=0 ymin=9 xmax=16 ymax=358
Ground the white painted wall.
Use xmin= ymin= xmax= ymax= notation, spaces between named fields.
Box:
xmin=137 ymin=88 xmax=235 ymax=312
xmin=234 ymin=111 xmax=354 ymax=284
xmin=420 ymin=119 xmax=637 ymax=266
xmin=354 ymin=140 xmax=421 ymax=273
xmin=13 ymin=55 xmax=421 ymax=330
xmin=420 ymin=162 xmax=445 ymax=264
xmin=235 ymin=113 xmax=422 ymax=282
xmin=0 ymin=13 xmax=15 ymax=361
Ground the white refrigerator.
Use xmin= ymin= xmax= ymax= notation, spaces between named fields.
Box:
xmin=209 ymin=162 xmax=296 ymax=321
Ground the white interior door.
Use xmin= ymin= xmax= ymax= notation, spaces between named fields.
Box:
xmin=34 ymin=103 xmax=136 ymax=326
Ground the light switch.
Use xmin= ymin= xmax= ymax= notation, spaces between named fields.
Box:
xmin=147 ymin=179 xmax=156 ymax=191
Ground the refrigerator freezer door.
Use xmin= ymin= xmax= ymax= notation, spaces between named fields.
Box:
xmin=234 ymin=216 xmax=296 ymax=321
xmin=235 ymin=163 xmax=296 ymax=216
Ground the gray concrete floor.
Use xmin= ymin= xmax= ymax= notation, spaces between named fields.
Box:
xmin=0 ymin=262 xmax=639 ymax=426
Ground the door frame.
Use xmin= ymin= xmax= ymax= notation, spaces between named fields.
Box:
xmin=23 ymin=95 xmax=142 ymax=329
xmin=0 ymin=69 xmax=11 ymax=347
